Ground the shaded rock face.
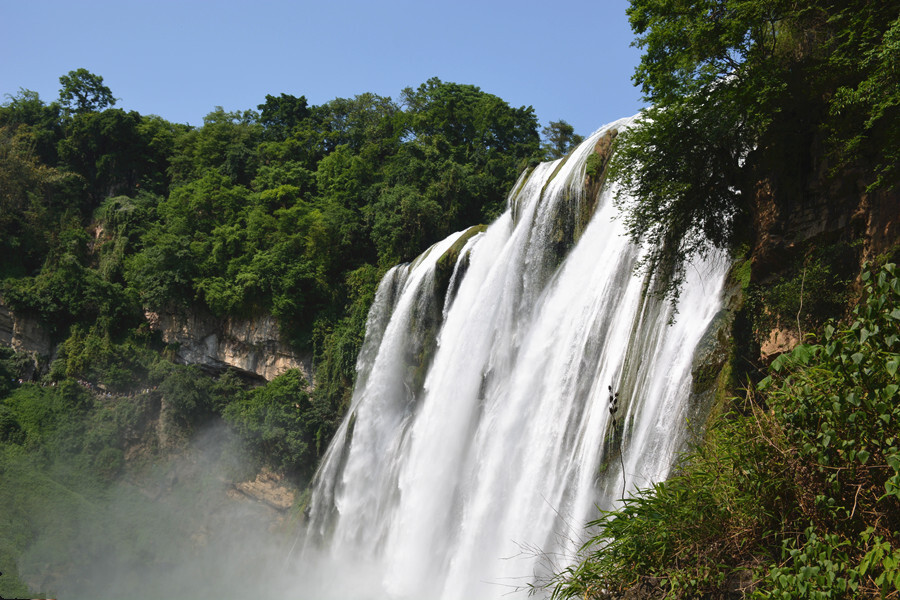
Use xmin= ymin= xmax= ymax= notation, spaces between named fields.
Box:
xmin=0 ymin=298 xmax=53 ymax=378
xmin=748 ymin=142 xmax=900 ymax=361
xmin=751 ymin=157 xmax=899 ymax=284
xmin=581 ymin=128 xmax=619 ymax=236
xmin=146 ymin=308 xmax=312 ymax=383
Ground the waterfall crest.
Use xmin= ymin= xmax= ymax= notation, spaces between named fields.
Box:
xmin=298 ymin=117 xmax=729 ymax=600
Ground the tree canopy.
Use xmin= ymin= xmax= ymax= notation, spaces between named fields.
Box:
xmin=0 ymin=70 xmax=547 ymax=484
xmin=610 ymin=0 xmax=900 ymax=299
xmin=58 ymin=68 xmax=116 ymax=115
xmin=540 ymin=119 xmax=584 ymax=160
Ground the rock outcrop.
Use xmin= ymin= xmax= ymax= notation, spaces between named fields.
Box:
xmin=145 ymin=307 xmax=312 ymax=383
xmin=751 ymin=156 xmax=900 ymax=283
xmin=230 ymin=468 xmax=296 ymax=512
xmin=0 ymin=297 xmax=53 ymax=378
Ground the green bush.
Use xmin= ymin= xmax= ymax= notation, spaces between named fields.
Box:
xmin=223 ymin=369 xmax=317 ymax=479
xmin=0 ymin=404 xmax=25 ymax=444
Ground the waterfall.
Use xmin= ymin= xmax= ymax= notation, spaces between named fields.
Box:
xmin=296 ymin=116 xmax=729 ymax=600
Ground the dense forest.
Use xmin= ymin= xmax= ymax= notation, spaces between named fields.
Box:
xmin=1 ymin=0 xmax=899 ymax=597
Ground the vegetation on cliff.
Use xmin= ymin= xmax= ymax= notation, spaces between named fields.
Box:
xmin=609 ymin=0 xmax=899 ymax=302
xmin=0 ymin=72 xmax=544 ymax=463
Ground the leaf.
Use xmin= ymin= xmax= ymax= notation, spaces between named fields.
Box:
xmin=852 ymin=352 xmax=865 ymax=365
xmin=772 ymin=354 xmax=788 ymax=373
xmin=792 ymin=344 xmax=812 ymax=364
xmin=857 ymin=449 xmax=870 ymax=464
xmin=887 ymin=359 xmax=900 ymax=377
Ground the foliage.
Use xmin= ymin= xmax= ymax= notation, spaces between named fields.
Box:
xmin=257 ymin=92 xmax=310 ymax=141
xmin=828 ymin=14 xmax=900 ymax=190
xmin=395 ymin=77 xmax=541 ymax=233
xmin=609 ymin=94 xmax=750 ymax=301
xmin=309 ymin=263 xmax=382 ymax=437
xmin=0 ymin=70 xmax=545 ymax=496
xmin=548 ymin=264 xmax=900 ymax=598
xmin=58 ymin=108 xmax=176 ymax=201
xmin=613 ymin=0 xmax=900 ymax=300
xmin=540 ymin=119 xmax=584 ymax=160
xmin=759 ymin=264 xmax=900 ymax=536
xmin=0 ymin=89 xmax=63 ymax=163
xmin=223 ymin=369 xmax=318 ymax=479
xmin=58 ymin=68 xmax=115 ymax=115
xmin=0 ymin=124 xmax=80 ymax=277
xmin=750 ymin=242 xmax=859 ymax=341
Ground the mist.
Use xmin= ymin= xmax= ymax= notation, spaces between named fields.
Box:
xmin=15 ymin=422 xmax=312 ymax=599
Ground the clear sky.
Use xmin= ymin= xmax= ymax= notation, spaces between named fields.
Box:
xmin=0 ymin=0 xmax=646 ymax=138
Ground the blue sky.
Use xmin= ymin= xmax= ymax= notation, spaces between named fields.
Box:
xmin=1 ymin=0 xmax=646 ymax=138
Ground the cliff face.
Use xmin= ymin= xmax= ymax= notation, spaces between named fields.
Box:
xmin=748 ymin=147 xmax=900 ymax=359
xmin=145 ymin=307 xmax=313 ymax=383
xmin=0 ymin=298 xmax=53 ymax=378
xmin=751 ymin=170 xmax=900 ymax=281
xmin=0 ymin=294 xmax=312 ymax=384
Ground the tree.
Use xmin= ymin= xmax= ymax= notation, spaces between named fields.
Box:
xmin=223 ymin=369 xmax=318 ymax=478
xmin=58 ymin=68 xmax=116 ymax=115
xmin=0 ymin=89 xmax=63 ymax=163
xmin=258 ymin=93 xmax=310 ymax=141
xmin=393 ymin=77 xmax=540 ymax=233
xmin=541 ymin=120 xmax=584 ymax=160
xmin=168 ymin=107 xmax=262 ymax=186
xmin=610 ymin=0 xmax=900 ymax=300
xmin=57 ymin=109 xmax=159 ymax=202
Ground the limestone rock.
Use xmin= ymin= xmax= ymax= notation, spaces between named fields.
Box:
xmin=232 ymin=468 xmax=296 ymax=512
xmin=0 ymin=297 xmax=53 ymax=378
xmin=146 ymin=307 xmax=312 ymax=382
xmin=759 ymin=326 xmax=800 ymax=360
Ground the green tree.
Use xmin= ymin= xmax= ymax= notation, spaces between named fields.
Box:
xmin=223 ymin=369 xmax=319 ymax=478
xmin=0 ymin=124 xmax=81 ymax=276
xmin=58 ymin=68 xmax=116 ymax=115
xmin=257 ymin=93 xmax=310 ymax=141
xmin=168 ymin=107 xmax=262 ymax=186
xmin=0 ymin=89 xmax=63 ymax=163
xmin=387 ymin=77 xmax=539 ymax=248
xmin=541 ymin=119 xmax=584 ymax=160
xmin=611 ymin=0 xmax=900 ymax=300
xmin=57 ymin=109 xmax=162 ymax=202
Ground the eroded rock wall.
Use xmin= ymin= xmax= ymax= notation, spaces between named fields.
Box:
xmin=145 ymin=307 xmax=312 ymax=383
xmin=0 ymin=297 xmax=53 ymax=378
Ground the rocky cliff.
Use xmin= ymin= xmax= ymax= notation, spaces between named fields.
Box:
xmin=0 ymin=294 xmax=312 ymax=384
xmin=0 ymin=298 xmax=53 ymax=378
xmin=145 ymin=307 xmax=312 ymax=383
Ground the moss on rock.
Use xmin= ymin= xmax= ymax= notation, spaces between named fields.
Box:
xmin=434 ymin=224 xmax=488 ymax=307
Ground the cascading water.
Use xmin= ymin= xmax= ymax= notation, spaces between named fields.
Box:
xmin=296 ymin=116 xmax=729 ymax=600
